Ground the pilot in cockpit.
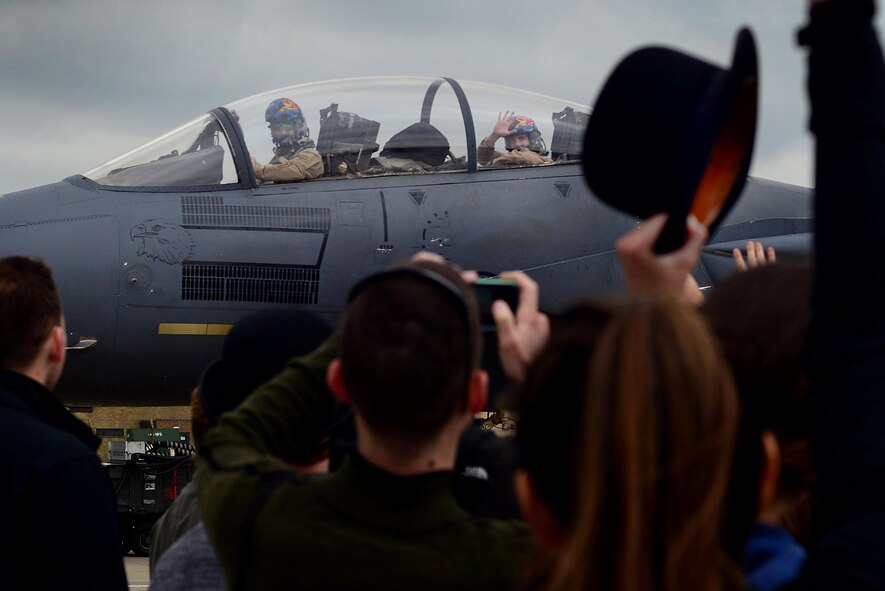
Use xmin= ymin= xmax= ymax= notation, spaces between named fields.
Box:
xmin=478 ymin=111 xmax=551 ymax=167
xmin=251 ymin=98 xmax=324 ymax=183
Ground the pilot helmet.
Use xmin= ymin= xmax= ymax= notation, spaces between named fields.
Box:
xmin=265 ymin=98 xmax=310 ymax=148
xmin=505 ymin=115 xmax=547 ymax=154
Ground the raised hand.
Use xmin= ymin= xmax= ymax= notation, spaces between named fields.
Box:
xmin=491 ymin=111 xmax=516 ymax=139
xmin=732 ymin=240 xmax=776 ymax=272
xmin=616 ymin=213 xmax=708 ymax=302
xmin=492 ymin=271 xmax=550 ymax=383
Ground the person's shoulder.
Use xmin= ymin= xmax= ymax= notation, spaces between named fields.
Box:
xmin=490 ymin=149 xmax=548 ymax=167
xmin=0 ymin=393 xmax=37 ymax=434
xmin=0 ymin=401 xmax=96 ymax=467
xmin=462 ymin=514 xmax=535 ymax=554
xmin=152 ymin=522 xmax=228 ymax=591
xmin=296 ymin=146 xmax=323 ymax=161
xmin=469 ymin=514 xmax=532 ymax=534
xmin=448 ymin=516 xmax=536 ymax=586
xmin=157 ymin=522 xmax=220 ymax=571
xmin=0 ymin=394 xmax=106 ymax=499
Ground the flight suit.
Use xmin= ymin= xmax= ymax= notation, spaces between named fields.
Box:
xmin=478 ymin=136 xmax=550 ymax=166
xmin=254 ymin=145 xmax=324 ymax=183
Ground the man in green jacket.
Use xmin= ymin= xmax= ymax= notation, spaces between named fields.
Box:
xmin=198 ymin=258 xmax=534 ymax=591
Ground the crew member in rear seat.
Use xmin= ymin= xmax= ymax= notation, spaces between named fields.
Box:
xmin=251 ymin=98 xmax=324 ymax=183
xmin=478 ymin=111 xmax=551 ymax=166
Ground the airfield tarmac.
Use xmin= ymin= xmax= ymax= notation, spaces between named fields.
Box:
xmin=124 ymin=556 xmax=150 ymax=589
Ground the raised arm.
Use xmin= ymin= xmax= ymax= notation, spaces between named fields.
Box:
xmin=197 ymin=335 xmax=340 ymax=583
xmin=478 ymin=111 xmax=516 ymax=165
xmin=616 ymin=213 xmax=708 ymax=303
xmin=798 ymin=0 xmax=885 ymax=587
xmin=252 ymin=150 xmax=324 ymax=183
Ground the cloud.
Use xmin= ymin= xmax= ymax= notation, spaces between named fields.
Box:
xmin=751 ymin=138 xmax=813 ymax=188
xmin=1 ymin=0 xmax=862 ymax=193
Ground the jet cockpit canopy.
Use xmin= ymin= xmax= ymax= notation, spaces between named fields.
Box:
xmin=83 ymin=76 xmax=589 ymax=188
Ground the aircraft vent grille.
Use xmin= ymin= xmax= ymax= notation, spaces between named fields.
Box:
xmin=181 ymin=263 xmax=319 ymax=304
xmin=181 ymin=196 xmax=331 ymax=231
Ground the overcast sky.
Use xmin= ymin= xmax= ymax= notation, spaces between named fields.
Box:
xmin=2 ymin=0 xmax=871 ymax=195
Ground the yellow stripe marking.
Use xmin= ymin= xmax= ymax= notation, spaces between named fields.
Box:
xmin=158 ymin=323 xmax=233 ymax=336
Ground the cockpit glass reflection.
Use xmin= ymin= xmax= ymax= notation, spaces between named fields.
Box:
xmin=230 ymin=77 xmax=588 ymax=183
xmin=82 ymin=77 xmax=589 ymax=188
xmin=83 ymin=114 xmax=238 ymax=187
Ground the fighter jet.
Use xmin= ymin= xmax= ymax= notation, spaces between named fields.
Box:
xmin=0 ymin=76 xmax=812 ymax=405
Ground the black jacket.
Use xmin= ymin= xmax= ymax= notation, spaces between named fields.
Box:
xmin=0 ymin=369 xmax=127 ymax=590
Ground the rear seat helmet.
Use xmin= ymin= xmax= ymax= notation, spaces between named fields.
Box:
xmin=505 ymin=115 xmax=547 ymax=154
xmin=265 ymin=98 xmax=310 ymax=149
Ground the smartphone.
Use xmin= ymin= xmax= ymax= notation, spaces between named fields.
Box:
xmin=473 ymin=278 xmax=518 ymax=331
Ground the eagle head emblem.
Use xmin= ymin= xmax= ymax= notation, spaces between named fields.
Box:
xmin=130 ymin=219 xmax=194 ymax=265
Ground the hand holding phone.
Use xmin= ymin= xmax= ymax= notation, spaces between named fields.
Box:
xmin=473 ymin=278 xmax=519 ymax=331
xmin=483 ymin=272 xmax=550 ymax=383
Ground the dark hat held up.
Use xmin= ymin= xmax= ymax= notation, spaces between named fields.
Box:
xmin=583 ymin=27 xmax=759 ymax=253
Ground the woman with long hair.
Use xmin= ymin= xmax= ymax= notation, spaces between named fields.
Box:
xmin=516 ymin=297 xmax=741 ymax=591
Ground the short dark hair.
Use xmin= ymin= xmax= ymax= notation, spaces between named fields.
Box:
xmin=340 ymin=260 xmax=480 ymax=446
xmin=0 ymin=257 xmax=63 ymax=370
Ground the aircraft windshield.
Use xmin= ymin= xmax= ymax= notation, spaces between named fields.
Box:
xmin=82 ymin=77 xmax=589 ymax=188
xmin=84 ymin=114 xmax=238 ymax=187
